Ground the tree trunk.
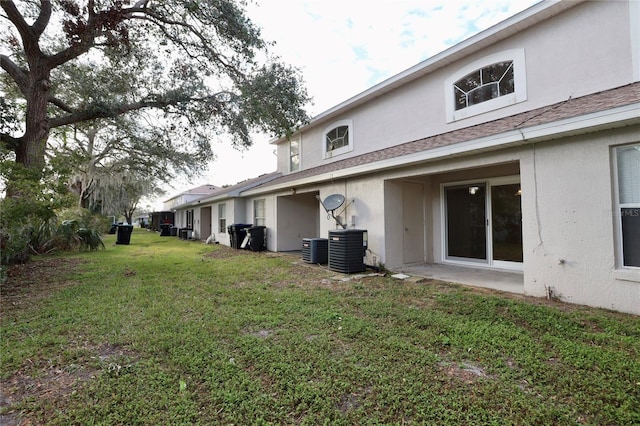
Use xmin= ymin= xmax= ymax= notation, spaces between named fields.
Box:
xmin=8 ymin=69 xmax=51 ymax=196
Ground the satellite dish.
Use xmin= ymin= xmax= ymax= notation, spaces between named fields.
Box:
xmin=322 ymin=194 xmax=345 ymax=212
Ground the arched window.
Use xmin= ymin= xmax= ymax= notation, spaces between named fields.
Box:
xmin=445 ymin=49 xmax=526 ymax=122
xmin=323 ymin=120 xmax=353 ymax=158
xmin=454 ymin=61 xmax=514 ymax=110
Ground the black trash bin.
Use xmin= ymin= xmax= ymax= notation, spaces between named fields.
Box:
xmin=116 ymin=225 xmax=134 ymax=245
xmin=108 ymin=224 xmax=117 ymax=235
xmin=159 ymin=223 xmax=171 ymax=236
xmin=246 ymin=226 xmax=266 ymax=251
xmin=170 ymin=226 xmax=178 ymax=236
xmin=229 ymin=224 xmax=252 ymax=249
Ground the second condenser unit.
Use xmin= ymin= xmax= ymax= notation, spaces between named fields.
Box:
xmin=302 ymin=238 xmax=329 ymax=264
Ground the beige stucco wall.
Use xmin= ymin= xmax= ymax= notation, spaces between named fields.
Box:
xmin=262 ymin=2 xmax=640 ymax=313
xmin=519 ymin=128 xmax=640 ymax=314
xmin=370 ymin=128 xmax=639 ymax=314
xmin=266 ymin=128 xmax=640 ymax=314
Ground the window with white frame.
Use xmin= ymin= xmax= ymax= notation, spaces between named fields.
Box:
xmin=445 ymin=49 xmax=527 ymax=122
xmin=323 ymin=120 xmax=353 ymax=158
xmin=254 ymin=199 xmax=266 ymax=226
xmin=616 ymin=144 xmax=640 ymax=267
xmin=454 ymin=61 xmax=514 ymax=110
xmin=218 ymin=203 xmax=227 ymax=234
xmin=290 ymin=139 xmax=300 ymax=172
xmin=186 ymin=209 xmax=194 ymax=229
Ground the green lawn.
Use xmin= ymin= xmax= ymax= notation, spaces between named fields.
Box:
xmin=1 ymin=228 xmax=639 ymax=425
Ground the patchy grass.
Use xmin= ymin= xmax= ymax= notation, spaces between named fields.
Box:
xmin=1 ymin=229 xmax=639 ymax=425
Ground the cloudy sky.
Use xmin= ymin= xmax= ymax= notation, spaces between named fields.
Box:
xmin=159 ymin=0 xmax=540 ymax=205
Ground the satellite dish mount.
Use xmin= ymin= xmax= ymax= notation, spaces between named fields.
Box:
xmin=316 ymin=193 xmax=352 ymax=229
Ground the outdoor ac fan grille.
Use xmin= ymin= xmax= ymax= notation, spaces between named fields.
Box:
xmin=328 ymin=230 xmax=366 ymax=274
xmin=302 ymin=238 xmax=328 ymax=264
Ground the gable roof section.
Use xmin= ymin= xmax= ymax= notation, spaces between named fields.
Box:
xmin=246 ymin=82 xmax=640 ymax=195
xmin=164 ymin=184 xmax=218 ymax=202
xmin=181 ymin=172 xmax=282 ymax=208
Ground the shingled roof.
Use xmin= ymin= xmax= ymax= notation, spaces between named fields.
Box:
xmin=248 ymin=82 xmax=640 ymax=192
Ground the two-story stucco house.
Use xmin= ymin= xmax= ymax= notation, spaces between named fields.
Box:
xmin=177 ymin=0 xmax=639 ymax=314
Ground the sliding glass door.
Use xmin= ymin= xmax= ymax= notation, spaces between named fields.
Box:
xmin=491 ymin=183 xmax=523 ymax=265
xmin=444 ymin=177 xmax=522 ymax=270
xmin=445 ymin=183 xmax=487 ymax=261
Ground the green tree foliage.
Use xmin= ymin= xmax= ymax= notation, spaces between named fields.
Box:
xmin=1 ymin=0 xmax=311 ymax=189
xmin=55 ymin=120 xmax=168 ymax=216
xmin=0 ymin=158 xmax=75 ymax=264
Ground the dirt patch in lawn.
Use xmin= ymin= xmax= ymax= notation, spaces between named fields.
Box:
xmin=203 ymin=244 xmax=255 ymax=259
xmin=1 ymin=257 xmax=135 ymax=425
xmin=1 ymin=257 xmax=86 ymax=317
xmin=1 ymin=343 xmax=139 ymax=426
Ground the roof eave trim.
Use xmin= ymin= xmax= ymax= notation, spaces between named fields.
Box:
xmin=246 ymin=103 xmax=640 ymax=195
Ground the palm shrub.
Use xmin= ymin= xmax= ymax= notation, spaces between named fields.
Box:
xmin=37 ymin=213 xmax=106 ymax=253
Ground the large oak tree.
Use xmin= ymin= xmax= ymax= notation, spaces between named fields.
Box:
xmin=1 ymin=0 xmax=310 ymax=193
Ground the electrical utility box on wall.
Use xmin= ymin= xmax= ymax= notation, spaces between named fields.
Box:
xmin=302 ymin=238 xmax=328 ymax=264
xmin=328 ymin=229 xmax=368 ymax=273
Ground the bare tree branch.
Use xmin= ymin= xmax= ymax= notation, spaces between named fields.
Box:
xmin=31 ymin=0 xmax=52 ymax=37
xmin=0 ymin=54 xmax=29 ymax=95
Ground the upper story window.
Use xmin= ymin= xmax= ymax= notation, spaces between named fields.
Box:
xmin=323 ymin=120 xmax=353 ymax=159
xmin=445 ymin=49 xmax=526 ymax=122
xmin=454 ymin=61 xmax=514 ymax=110
xmin=289 ymin=139 xmax=300 ymax=172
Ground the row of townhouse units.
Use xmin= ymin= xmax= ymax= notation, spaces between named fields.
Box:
xmin=168 ymin=0 xmax=640 ymax=315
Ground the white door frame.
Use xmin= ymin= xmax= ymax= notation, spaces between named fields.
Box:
xmin=441 ymin=175 xmax=522 ymax=271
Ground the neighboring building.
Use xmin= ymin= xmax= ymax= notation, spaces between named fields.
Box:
xmin=171 ymin=173 xmax=280 ymax=243
xmin=235 ymin=0 xmax=639 ymax=315
xmin=163 ymin=184 xmax=218 ymax=232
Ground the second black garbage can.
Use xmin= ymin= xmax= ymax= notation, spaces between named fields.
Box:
xmin=246 ymin=226 xmax=266 ymax=251
xmin=159 ymin=224 xmax=171 ymax=236
xmin=116 ymin=225 xmax=134 ymax=245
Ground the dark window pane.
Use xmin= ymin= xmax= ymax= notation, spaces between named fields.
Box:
xmin=453 ymin=61 xmax=515 ymax=111
xmin=446 ymin=184 xmax=487 ymax=260
xmin=491 ymin=184 xmax=523 ymax=262
xmin=454 ymin=87 xmax=467 ymax=110
xmin=455 ymin=71 xmax=481 ymax=93
xmin=622 ymin=208 xmax=640 ymax=267
xmin=499 ymin=65 xmax=515 ymax=95
xmin=468 ymin=83 xmax=498 ymax=106
xmin=482 ymin=61 xmax=512 ymax=83
xmin=326 ymin=125 xmax=349 ymax=151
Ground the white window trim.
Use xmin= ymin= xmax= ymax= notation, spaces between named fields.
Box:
xmin=445 ymin=49 xmax=527 ymax=123
xmin=218 ymin=203 xmax=227 ymax=234
xmin=612 ymin=144 xmax=640 ymax=273
xmin=254 ymin=199 xmax=266 ymax=227
xmin=440 ymin=175 xmax=523 ymax=272
xmin=322 ymin=119 xmax=353 ymax=159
